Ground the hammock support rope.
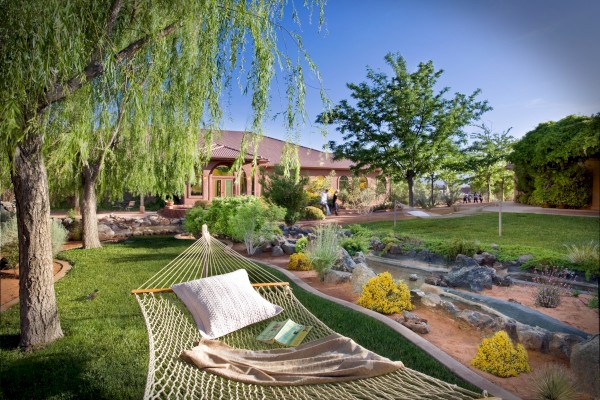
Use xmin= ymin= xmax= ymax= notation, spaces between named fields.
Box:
xmin=133 ymin=225 xmax=486 ymax=399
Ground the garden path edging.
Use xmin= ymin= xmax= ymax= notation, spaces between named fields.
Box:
xmin=263 ymin=262 xmax=519 ymax=400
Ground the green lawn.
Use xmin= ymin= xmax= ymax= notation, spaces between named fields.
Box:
xmin=364 ymin=212 xmax=599 ymax=265
xmin=0 ymin=236 xmax=477 ymax=399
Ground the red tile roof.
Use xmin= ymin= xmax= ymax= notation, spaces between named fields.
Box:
xmin=211 ymin=130 xmax=354 ymax=170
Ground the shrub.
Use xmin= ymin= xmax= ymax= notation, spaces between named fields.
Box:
xmin=565 ymin=241 xmax=599 ymax=280
xmin=0 ymin=216 xmax=68 ymax=267
xmin=341 ymin=236 xmax=368 ymax=256
xmin=470 ymin=330 xmax=530 ymax=377
xmin=588 ymin=294 xmax=599 ymax=309
xmin=184 ymin=196 xmax=257 ymax=237
xmin=229 ymin=200 xmax=286 ymax=255
xmin=445 ymin=238 xmax=482 ymax=260
xmin=295 ymin=236 xmax=308 ymax=253
xmin=529 ymin=364 xmax=577 ymax=400
xmin=260 ymin=165 xmax=309 ymax=225
xmin=288 ymin=252 xmax=312 ymax=271
xmin=303 ymin=206 xmax=325 ymax=220
xmin=357 ymin=272 xmax=413 ymax=314
xmin=306 ymin=224 xmax=340 ymax=279
xmin=532 ymin=267 xmax=572 ymax=308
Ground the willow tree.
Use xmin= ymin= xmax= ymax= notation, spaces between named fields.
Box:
xmin=0 ymin=0 xmax=325 ymax=349
xmin=318 ymin=53 xmax=490 ymax=207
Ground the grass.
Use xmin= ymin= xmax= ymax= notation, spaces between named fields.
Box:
xmin=0 ymin=236 xmax=478 ymax=399
xmin=365 ymin=213 xmax=599 ymax=265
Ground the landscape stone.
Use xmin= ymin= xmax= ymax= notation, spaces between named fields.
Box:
xmin=323 ymin=270 xmax=352 ymax=284
xmin=409 ymin=273 xmax=418 ymax=281
xmin=388 ymin=244 xmax=402 ymax=254
xmin=516 ymin=324 xmax=550 ymax=352
xmin=97 ymin=224 xmax=115 ymax=241
xmin=400 ymin=319 xmax=431 ymax=334
xmin=456 ymin=310 xmax=496 ymax=329
xmin=271 ymin=246 xmax=284 ymax=257
xmin=402 ymin=310 xmax=427 ymax=324
xmin=444 ymin=265 xmax=495 ymax=292
xmin=420 ymin=293 xmax=442 ymax=308
xmin=333 ymin=248 xmax=356 ymax=272
xmin=440 ymin=300 xmax=461 ymax=316
xmin=281 ymin=243 xmax=296 ymax=255
xmin=351 ymin=264 xmax=376 ymax=294
xmin=549 ymin=333 xmax=584 ymax=359
xmin=353 ymin=252 xmax=367 ymax=265
xmin=570 ymin=335 xmax=600 ymax=398
xmin=473 ymin=252 xmax=496 ymax=267
xmin=455 ymin=254 xmax=479 ymax=267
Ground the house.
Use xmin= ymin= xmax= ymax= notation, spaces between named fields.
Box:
xmin=180 ymin=130 xmax=381 ymax=206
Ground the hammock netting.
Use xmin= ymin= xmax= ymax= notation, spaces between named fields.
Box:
xmin=133 ymin=227 xmax=485 ymax=399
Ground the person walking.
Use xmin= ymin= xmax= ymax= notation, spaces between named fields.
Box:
xmin=320 ymin=189 xmax=331 ymax=216
xmin=332 ymin=190 xmax=339 ymax=215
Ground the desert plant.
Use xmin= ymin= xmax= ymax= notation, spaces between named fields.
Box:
xmin=303 ymin=206 xmax=325 ymax=220
xmin=564 ymin=241 xmax=599 ymax=280
xmin=470 ymin=330 xmax=530 ymax=377
xmin=295 ymin=236 xmax=308 ymax=253
xmin=357 ymin=272 xmax=413 ymax=314
xmin=287 ymin=252 xmax=312 ymax=271
xmin=529 ymin=364 xmax=577 ymax=400
xmin=532 ymin=267 xmax=572 ymax=308
xmin=306 ymin=224 xmax=340 ymax=279
xmin=341 ymin=236 xmax=369 ymax=256
xmin=588 ymin=294 xmax=599 ymax=309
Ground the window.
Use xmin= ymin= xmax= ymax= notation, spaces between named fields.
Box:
xmin=240 ymin=171 xmax=248 ymax=195
xmin=339 ymin=176 xmax=349 ymax=191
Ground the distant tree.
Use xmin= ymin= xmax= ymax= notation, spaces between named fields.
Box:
xmin=0 ymin=0 xmax=325 ymax=349
xmin=318 ymin=53 xmax=490 ymax=207
xmin=260 ymin=165 xmax=309 ymax=225
xmin=510 ymin=114 xmax=600 ymax=208
xmin=466 ymin=124 xmax=515 ymax=202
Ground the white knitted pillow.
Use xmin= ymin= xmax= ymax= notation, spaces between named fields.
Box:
xmin=171 ymin=269 xmax=283 ymax=339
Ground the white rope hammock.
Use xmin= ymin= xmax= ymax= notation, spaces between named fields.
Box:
xmin=132 ymin=226 xmax=486 ymax=399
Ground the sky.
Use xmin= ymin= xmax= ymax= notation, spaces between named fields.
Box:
xmin=222 ymin=0 xmax=600 ymax=150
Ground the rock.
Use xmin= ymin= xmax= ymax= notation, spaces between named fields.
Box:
xmin=415 ymin=249 xmax=446 ymax=265
xmin=409 ymin=273 xmax=418 ymax=281
xmin=516 ymin=324 xmax=550 ymax=352
xmin=351 ymin=264 xmax=376 ymax=294
xmin=474 ymin=251 xmax=496 ymax=267
xmin=370 ymin=239 xmax=385 ymax=252
xmin=409 ymin=289 xmax=427 ymax=305
xmin=271 ymin=246 xmax=284 ymax=257
xmin=491 ymin=243 xmax=499 ymax=250
xmin=281 ymin=242 xmax=296 ymax=255
xmin=549 ymin=333 xmax=584 ymax=359
xmin=444 ymin=265 xmax=495 ymax=292
xmin=455 ymin=254 xmax=479 ymax=267
xmin=323 ymin=270 xmax=352 ymax=284
xmin=251 ymin=247 xmax=263 ymax=255
xmin=402 ymin=310 xmax=427 ymax=324
xmin=457 ymin=310 xmax=496 ymax=329
xmin=333 ymin=248 xmax=356 ymax=272
xmin=420 ymin=293 xmax=442 ymax=308
xmin=571 ymin=335 xmax=600 ymax=397
xmin=492 ymin=274 xmax=513 ymax=287
xmin=353 ymin=251 xmax=367 ymax=265
xmin=400 ymin=319 xmax=431 ymax=334
xmin=97 ymin=224 xmax=115 ymax=241
xmin=424 ymin=274 xmax=446 ymax=287
xmin=440 ymin=300 xmax=461 ymax=316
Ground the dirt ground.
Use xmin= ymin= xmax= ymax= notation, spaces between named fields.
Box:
xmin=248 ymin=249 xmax=599 ymax=400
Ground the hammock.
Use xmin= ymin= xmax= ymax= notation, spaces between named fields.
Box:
xmin=132 ymin=226 xmax=486 ymax=400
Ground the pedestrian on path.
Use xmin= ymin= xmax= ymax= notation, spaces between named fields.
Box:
xmin=320 ymin=189 xmax=331 ymax=216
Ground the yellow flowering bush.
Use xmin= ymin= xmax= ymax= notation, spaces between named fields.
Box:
xmin=288 ymin=252 xmax=313 ymax=271
xmin=471 ymin=330 xmax=531 ymax=377
xmin=357 ymin=272 xmax=413 ymax=314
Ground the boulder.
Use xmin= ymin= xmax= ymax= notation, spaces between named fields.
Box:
xmin=370 ymin=239 xmax=385 ymax=252
xmin=97 ymin=224 xmax=115 ymax=241
xmin=456 ymin=310 xmax=497 ymax=329
xmin=415 ymin=249 xmax=446 ymax=265
xmin=420 ymin=293 xmax=442 ymax=308
xmin=400 ymin=319 xmax=431 ymax=334
xmin=388 ymin=244 xmax=402 ymax=254
xmin=281 ymin=242 xmax=296 ymax=255
xmin=402 ymin=310 xmax=427 ymax=324
xmin=271 ymin=246 xmax=284 ymax=257
xmin=408 ymin=273 xmax=418 ymax=281
xmin=351 ymin=263 xmax=376 ymax=294
xmin=424 ymin=274 xmax=446 ymax=287
xmin=455 ymin=254 xmax=479 ymax=267
xmin=323 ymin=270 xmax=352 ymax=285
xmin=516 ymin=324 xmax=550 ymax=352
xmin=353 ymin=251 xmax=367 ymax=265
xmin=492 ymin=274 xmax=513 ymax=287
xmin=549 ymin=333 xmax=584 ymax=359
xmin=444 ymin=265 xmax=495 ymax=292
xmin=440 ymin=300 xmax=461 ymax=316
xmin=473 ymin=251 xmax=496 ymax=267
xmin=570 ymin=335 xmax=600 ymax=398
xmin=333 ymin=248 xmax=356 ymax=272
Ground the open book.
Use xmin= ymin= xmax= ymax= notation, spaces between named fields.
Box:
xmin=256 ymin=319 xmax=313 ymax=347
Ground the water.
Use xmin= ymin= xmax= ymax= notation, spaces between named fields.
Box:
xmin=366 ymin=258 xmax=448 ymax=290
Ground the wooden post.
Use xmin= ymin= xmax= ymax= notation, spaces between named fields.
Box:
xmin=499 ymin=178 xmax=504 ymax=237
xmin=139 ymin=194 xmax=145 ymax=214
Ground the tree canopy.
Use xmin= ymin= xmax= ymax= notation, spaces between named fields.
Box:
xmin=317 ymin=53 xmax=490 ymax=207
xmin=510 ymin=114 xmax=599 ymax=208
xmin=0 ymin=0 xmax=325 ymax=349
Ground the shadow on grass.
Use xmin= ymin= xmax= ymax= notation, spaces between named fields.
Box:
xmin=0 ymin=334 xmax=20 ymax=350
xmin=0 ymin=349 xmax=108 ymax=399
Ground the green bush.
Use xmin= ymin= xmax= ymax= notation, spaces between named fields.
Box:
xmin=0 ymin=216 xmax=68 ymax=267
xmin=565 ymin=241 xmax=599 ymax=280
xmin=341 ymin=236 xmax=369 ymax=256
xmin=260 ymin=165 xmax=309 ymax=225
xmin=295 ymin=236 xmax=308 ymax=253
xmin=303 ymin=206 xmax=325 ymax=220
xmin=445 ymin=238 xmax=482 ymax=260
xmin=229 ymin=199 xmax=286 ymax=255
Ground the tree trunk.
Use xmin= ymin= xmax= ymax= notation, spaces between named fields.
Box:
xmin=81 ymin=165 xmax=102 ymax=249
xmin=407 ymin=173 xmax=415 ymax=207
xmin=429 ymin=174 xmax=435 ymax=208
xmin=11 ymin=130 xmax=63 ymax=350
xmin=487 ymin=176 xmax=492 ymax=202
